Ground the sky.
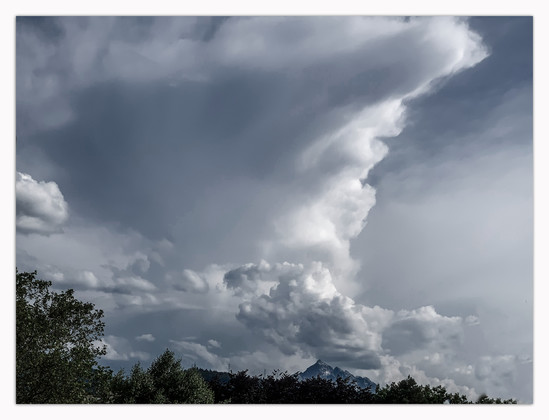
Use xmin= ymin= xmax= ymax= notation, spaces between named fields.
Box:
xmin=15 ymin=16 xmax=533 ymax=403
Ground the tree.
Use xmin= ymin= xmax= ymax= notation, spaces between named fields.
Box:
xmin=146 ymin=349 xmax=214 ymax=403
xmin=86 ymin=365 xmax=117 ymax=403
xmin=109 ymin=349 xmax=215 ymax=403
xmin=206 ymin=374 xmax=232 ymax=403
xmin=476 ymin=393 xmax=517 ymax=404
xmin=262 ymin=370 xmax=300 ymax=403
xmin=125 ymin=362 xmax=162 ymax=403
xmin=373 ymin=376 xmax=426 ymax=403
xmin=371 ymin=376 xmax=514 ymax=404
xmin=179 ymin=367 xmax=215 ymax=404
xmin=16 ymin=270 xmax=107 ymax=403
xmin=226 ymin=370 xmax=266 ymax=403
xmin=295 ymin=376 xmax=334 ymax=403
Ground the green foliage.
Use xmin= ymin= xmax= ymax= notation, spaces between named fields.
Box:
xmin=377 ymin=376 xmax=445 ymax=403
xmin=298 ymin=376 xmax=350 ymax=403
xmin=204 ymin=373 xmax=233 ymax=403
xmin=180 ymin=367 xmax=215 ymax=403
xmin=16 ymin=270 xmax=106 ymax=403
xmin=476 ymin=393 xmax=517 ymax=404
xmin=200 ymin=370 xmax=374 ymax=404
xmin=109 ymin=350 xmax=214 ymax=403
xmin=85 ymin=365 xmax=117 ymax=403
xmin=374 ymin=376 xmax=443 ymax=404
xmin=126 ymin=362 xmax=162 ymax=403
xmin=262 ymin=370 xmax=301 ymax=403
xmin=372 ymin=376 xmax=516 ymax=404
xmin=226 ymin=370 xmax=266 ymax=403
xmin=147 ymin=349 xmax=214 ymax=403
xmin=291 ymin=375 xmax=373 ymax=403
xmin=200 ymin=371 xmax=515 ymax=404
xmin=333 ymin=376 xmax=375 ymax=403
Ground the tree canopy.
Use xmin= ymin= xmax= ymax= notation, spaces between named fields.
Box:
xmin=16 ymin=269 xmax=106 ymax=403
xmin=107 ymin=350 xmax=214 ymax=403
xmin=202 ymin=371 xmax=516 ymax=404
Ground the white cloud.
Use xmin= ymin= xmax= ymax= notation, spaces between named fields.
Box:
xmin=112 ymin=276 xmax=156 ymax=293
xmin=105 ymin=253 xmax=159 ymax=295
xmin=465 ymin=315 xmax=480 ymax=326
xmin=382 ymin=306 xmax=464 ymax=356
xmin=223 ymin=260 xmax=281 ymax=296
xmin=136 ymin=333 xmax=156 ymax=342
xmin=100 ymin=335 xmax=150 ymax=361
xmin=180 ymin=269 xmax=209 ymax=293
xmin=475 ymin=355 xmax=516 ymax=383
xmin=165 ymin=269 xmax=209 ymax=293
xmin=269 ymin=101 xmax=402 ymax=294
xmin=170 ymin=339 xmax=229 ymax=371
xmin=212 ymin=16 xmax=486 ymax=78
xmin=16 ymin=172 xmax=68 ymax=235
xmin=131 ymin=255 xmax=150 ymax=274
xmin=207 ymin=339 xmax=221 ymax=349
xmin=17 ymin=17 xmax=487 ymax=134
xmin=220 ymin=259 xmax=507 ymax=396
xmin=226 ymin=261 xmax=392 ymax=368
xmin=74 ymin=270 xmax=101 ymax=289
xmin=371 ymin=355 xmax=480 ymax=401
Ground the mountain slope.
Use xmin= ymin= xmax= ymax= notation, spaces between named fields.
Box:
xmin=298 ymin=360 xmax=377 ymax=392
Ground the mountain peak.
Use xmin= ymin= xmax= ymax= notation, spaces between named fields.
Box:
xmin=299 ymin=360 xmax=377 ymax=392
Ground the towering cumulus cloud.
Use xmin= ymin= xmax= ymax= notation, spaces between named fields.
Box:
xmin=225 ymin=261 xmax=392 ymax=368
xmin=206 ymin=16 xmax=489 ymax=389
xmin=17 ymin=16 xmax=530 ymax=402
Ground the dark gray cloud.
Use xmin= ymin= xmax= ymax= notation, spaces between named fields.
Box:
xmin=16 ymin=17 xmax=486 ymax=247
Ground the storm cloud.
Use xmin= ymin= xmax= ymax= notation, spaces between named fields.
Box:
xmin=16 ymin=16 xmax=532 ymax=402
